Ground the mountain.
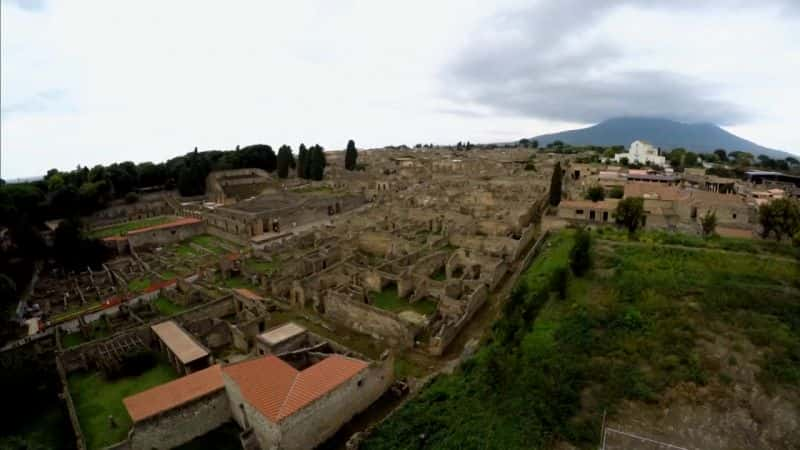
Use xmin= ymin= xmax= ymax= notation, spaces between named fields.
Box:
xmin=530 ymin=117 xmax=792 ymax=159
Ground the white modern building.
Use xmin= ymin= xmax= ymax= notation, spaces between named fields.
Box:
xmin=613 ymin=140 xmax=667 ymax=166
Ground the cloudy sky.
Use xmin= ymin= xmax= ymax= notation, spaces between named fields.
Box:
xmin=2 ymin=0 xmax=799 ymax=178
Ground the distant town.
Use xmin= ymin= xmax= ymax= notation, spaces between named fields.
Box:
xmin=1 ymin=138 xmax=798 ymax=449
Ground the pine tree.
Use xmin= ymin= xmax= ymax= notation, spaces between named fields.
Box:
xmin=345 ymin=139 xmax=358 ymax=170
xmin=549 ymin=162 xmax=562 ymax=206
xmin=297 ymin=144 xmax=308 ymax=179
xmin=276 ymin=145 xmax=292 ymax=179
xmin=309 ymin=145 xmax=326 ymax=181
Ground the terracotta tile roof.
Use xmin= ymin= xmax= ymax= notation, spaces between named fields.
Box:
xmin=123 ymin=364 xmax=223 ymax=423
xmin=127 ymin=217 xmax=202 ymax=236
xmin=223 ymin=354 xmax=367 ymax=423
xmin=151 ymin=320 xmax=209 ymax=364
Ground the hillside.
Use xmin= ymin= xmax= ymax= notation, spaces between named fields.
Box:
xmin=531 ymin=117 xmax=792 ymax=158
xmin=363 ymin=230 xmax=800 ymax=450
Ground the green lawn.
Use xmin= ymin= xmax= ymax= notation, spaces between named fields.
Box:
xmin=371 ymin=286 xmax=438 ymax=316
xmin=189 ymin=235 xmax=233 ymax=254
xmin=127 ymin=278 xmax=151 ymax=293
xmin=153 ymin=296 xmax=186 ymax=316
xmin=363 ymin=230 xmax=800 ymax=449
xmin=223 ymin=276 xmax=259 ymax=289
xmin=244 ymin=258 xmax=281 ymax=275
xmin=69 ymin=360 xmax=178 ymax=449
xmin=61 ymin=322 xmax=112 ymax=348
xmin=90 ymin=216 xmax=175 ymax=239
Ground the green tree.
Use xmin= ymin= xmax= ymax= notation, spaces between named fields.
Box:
xmin=53 ymin=217 xmax=111 ymax=271
xmin=548 ymin=162 xmax=562 ymax=206
xmin=569 ymin=228 xmax=592 ymax=276
xmin=758 ymin=198 xmax=800 ymax=240
xmin=309 ymin=145 xmax=326 ymax=181
xmin=700 ymin=210 xmax=717 ymax=237
xmin=277 ymin=145 xmax=293 ymax=179
xmin=683 ymin=152 xmax=699 ymax=167
xmin=713 ymin=149 xmax=728 ymax=162
xmin=585 ymin=185 xmax=605 ymax=202
xmin=46 ymin=173 xmax=66 ymax=192
xmin=615 ymin=197 xmax=645 ymax=234
xmin=345 ymin=139 xmax=358 ymax=171
xmin=608 ymin=186 xmax=624 ymax=199
xmin=297 ymin=144 xmax=308 ymax=179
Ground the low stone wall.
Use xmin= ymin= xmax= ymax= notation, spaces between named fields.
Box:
xmin=323 ymin=293 xmax=414 ymax=348
xmin=428 ymin=284 xmax=488 ymax=356
xmin=205 ymin=224 xmax=249 ymax=246
xmin=128 ymin=220 xmax=206 ymax=250
xmin=60 ymin=296 xmax=236 ymax=373
xmin=56 ymin=355 xmax=86 ymax=450
xmin=129 ymin=390 xmax=230 ymax=450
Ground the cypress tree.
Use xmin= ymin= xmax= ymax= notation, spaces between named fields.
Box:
xmin=297 ymin=144 xmax=308 ymax=179
xmin=276 ymin=145 xmax=292 ymax=179
xmin=310 ymin=145 xmax=326 ymax=181
xmin=549 ymin=161 xmax=562 ymax=206
xmin=345 ymin=139 xmax=358 ymax=170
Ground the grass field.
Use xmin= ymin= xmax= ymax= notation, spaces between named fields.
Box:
xmin=90 ymin=216 xmax=175 ymax=239
xmin=594 ymin=226 xmax=800 ymax=258
xmin=371 ymin=285 xmax=438 ymax=316
xmin=62 ymin=321 xmax=112 ymax=348
xmin=69 ymin=361 xmax=178 ymax=449
xmin=153 ymin=296 xmax=186 ymax=316
xmin=244 ymin=258 xmax=281 ymax=274
xmin=127 ymin=277 xmax=151 ymax=293
xmin=363 ymin=230 xmax=800 ymax=449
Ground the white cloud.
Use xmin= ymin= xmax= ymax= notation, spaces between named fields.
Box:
xmin=1 ymin=0 xmax=798 ymax=178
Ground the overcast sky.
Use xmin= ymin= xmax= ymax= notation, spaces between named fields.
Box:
xmin=2 ymin=0 xmax=799 ymax=178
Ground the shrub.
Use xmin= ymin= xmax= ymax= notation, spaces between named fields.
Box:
xmin=701 ymin=210 xmax=717 ymax=237
xmin=124 ymin=192 xmax=139 ymax=204
xmin=585 ymin=185 xmax=605 ymax=202
xmin=569 ymin=228 xmax=592 ymax=276
xmin=608 ymin=186 xmax=624 ymax=199
xmin=615 ymin=197 xmax=645 ymax=234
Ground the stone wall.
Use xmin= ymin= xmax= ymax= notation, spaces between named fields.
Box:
xmin=129 ymin=390 xmax=230 ymax=450
xmin=224 ymin=371 xmax=282 ymax=450
xmin=278 ymin=357 xmax=394 ymax=450
xmin=428 ymin=284 xmax=488 ymax=356
xmin=127 ymin=220 xmax=206 ymax=249
xmin=323 ymin=292 xmax=414 ymax=348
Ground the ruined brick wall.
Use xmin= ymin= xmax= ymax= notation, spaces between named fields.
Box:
xmin=278 ymin=357 xmax=394 ymax=450
xmin=129 ymin=390 xmax=231 ymax=450
xmin=429 ymin=284 xmax=488 ymax=356
xmin=323 ymin=293 xmax=414 ymax=348
xmin=127 ymin=221 xmax=206 ymax=249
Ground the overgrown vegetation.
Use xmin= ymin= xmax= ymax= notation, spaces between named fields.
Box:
xmin=364 ymin=230 xmax=800 ymax=449
xmin=371 ymin=285 xmax=438 ymax=316
xmin=69 ymin=360 xmax=178 ymax=449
